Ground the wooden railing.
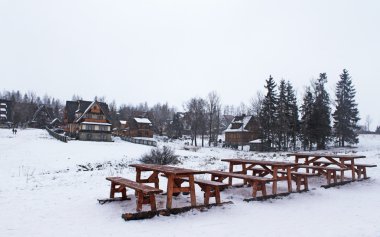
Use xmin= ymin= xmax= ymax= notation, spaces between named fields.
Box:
xmin=46 ymin=128 xmax=68 ymax=143
xmin=120 ymin=136 xmax=157 ymax=147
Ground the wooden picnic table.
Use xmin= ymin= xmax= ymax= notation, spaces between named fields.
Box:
xmin=221 ymin=159 xmax=297 ymax=195
xmin=287 ymin=153 xmax=366 ymax=181
xmin=129 ymin=164 xmax=204 ymax=209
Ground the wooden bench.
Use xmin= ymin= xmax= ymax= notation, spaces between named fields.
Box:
xmin=313 ymin=161 xmax=377 ymax=179
xmin=106 ymin=177 xmax=163 ymax=212
xmin=278 ymin=170 xmax=319 ymax=191
xmin=346 ymin=164 xmax=377 ymax=179
xmin=297 ymin=165 xmax=348 ymax=185
xmin=177 ymin=177 xmax=228 ymax=205
xmin=207 ymin=170 xmax=273 ymax=198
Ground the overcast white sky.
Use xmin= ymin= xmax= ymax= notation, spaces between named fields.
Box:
xmin=0 ymin=0 xmax=379 ymax=128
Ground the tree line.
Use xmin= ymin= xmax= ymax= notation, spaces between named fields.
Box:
xmin=259 ymin=69 xmax=360 ymax=151
xmin=0 ymin=69 xmax=362 ymax=149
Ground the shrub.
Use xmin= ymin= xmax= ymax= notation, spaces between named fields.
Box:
xmin=140 ymin=146 xmax=180 ymax=165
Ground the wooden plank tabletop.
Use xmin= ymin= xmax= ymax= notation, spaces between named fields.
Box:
xmin=221 ymin=159 xmax=296 ymax=166
xmin=287 ymin=153 xmax=366 ymax=159
xmin=129 ymin=163 xmax=205 ymax=175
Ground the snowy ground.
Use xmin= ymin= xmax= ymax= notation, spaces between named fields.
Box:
xmin=0 ymin=129 xmax=379 ymax=237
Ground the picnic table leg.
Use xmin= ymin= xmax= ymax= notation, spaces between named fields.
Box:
xmin=350 ymin=160 xmax=356 ymax=181
xmin=272 ymin=166 xmax=278 ymax=195
xmin=286 ymin=167 xmax=292 ymax=193
xmin=149 ymin=194 xmax=157 ymax=211
xmin=242 ymin=163 xmax=248 ymax=185
xmin=136 ymin=191 xmax=143 ymax=212
xmin=228 ymin=164 xmax=234 ymax=185
xmin=188 ymin=175 xmax=197 ymax=206
xmin=215 ymin=187 xmax=221 ymax=204
xmin=166 ymin=174 xmax=174 ymax=209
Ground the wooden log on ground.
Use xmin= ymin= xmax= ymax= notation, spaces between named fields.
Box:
xmin=97 ymin=197 xmax=131 ymax=204
xmin=321 ymin=178 xmax=370 ymax=189
xmin=121 ymin=201 xmax=234 ymax=221
xmin=243 ymin=190 xmax=308 ymax=202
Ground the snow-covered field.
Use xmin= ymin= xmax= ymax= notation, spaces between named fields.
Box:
xmin=0 ymin=129 xmax=379 ymax=237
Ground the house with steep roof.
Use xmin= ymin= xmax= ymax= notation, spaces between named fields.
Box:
xmin=224 ymin=114 xmax=260 ymax=148
xmin=64 ymin=100 xmax=112 ymax=141
xmin=29 ymin=105 xmax=54 ymax=128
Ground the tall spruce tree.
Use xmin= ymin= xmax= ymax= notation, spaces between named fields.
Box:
xmin=276 ymin=80 xmax=288 ymax=150
xmin=311 ymin=73 xmax=332 ymax=150
xmin=332 ymin=69 xmax=360 ymax=146
xmin=286 ymin=81 xmax=299 ymax=150
xmin=300 ymin=87 xmax=314 ymax=150
xmin=259 ymin=75 xmax=277 ymax=149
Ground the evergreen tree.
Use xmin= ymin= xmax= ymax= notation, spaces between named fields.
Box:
xmin=332 ymin=69 xmax=360 ymax=146
xmin=276 ymin=80 xmax=288 ymax=150
xmin=300 ymin=87 xmax=314 ymax=150
xmin=286 ymin=81 xmax=299 ymax=150
xmin=311 ymin=73 xmax=331 ymax=150
xmin=259 ymin=75 xmax=277 ymax=149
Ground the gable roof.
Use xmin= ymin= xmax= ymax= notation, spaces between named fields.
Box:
xmin=65 ymin=100 xmax=111 ymax=123
xmin=224 ymin=115 xmax=253 ymax=133
xmin=32 ymin=105 xmax=54 ymax=122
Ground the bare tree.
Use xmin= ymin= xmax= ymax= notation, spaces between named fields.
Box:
xmin=185 ymin=97 xmax=207 ymax=147
xmin=365 ymin=115 xmax=372 ymax=132
xmin=207 ymin=91 xmax=221 ymax=146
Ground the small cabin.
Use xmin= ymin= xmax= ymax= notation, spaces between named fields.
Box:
xmin=121 ymin=117 xmax=154 ymax=138
xmin=224 ymin=115 xmax=260 ymax=148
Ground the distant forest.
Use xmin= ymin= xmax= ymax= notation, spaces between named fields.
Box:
xmin=1 ymin=69 xmax=378 ymax=149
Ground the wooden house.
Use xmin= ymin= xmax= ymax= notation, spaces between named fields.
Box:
xmin=123 ymin=117 xmax=154 ymax=138
xmin=224 ymin=115 xmax=260 ymax=148
xmin=29 ymin=105 xmax=54 ymax=128
xmin=64 ymin=100 xmax=112 ymax=142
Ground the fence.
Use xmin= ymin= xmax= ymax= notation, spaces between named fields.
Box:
xmin=121 ymin=136 xmax=157 ymax=147
xmin=46 ymin=128 xmax=68 ymax=143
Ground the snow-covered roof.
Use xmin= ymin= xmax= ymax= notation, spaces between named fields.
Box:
xmin=249 ymin=139 xmax=262 ymax=144
xmin=50 ymin=118 xmax=61 ymax=125
xmin=134 ymin=118 xmax=151 ymax=124
xmin=81 ymin=122 xmax=112 ymax=126
xmin=224 ymin=115 xmax=253 ymax=133
xmin=120 ymin=120 xmax=127 ymax=125
xmin=0 ymin=108 xmax=6 ymax=112
xmin=0 ymin=103 xmax=7 ymax=107
xmin=0 ymin=114 xmax=7 ymax=118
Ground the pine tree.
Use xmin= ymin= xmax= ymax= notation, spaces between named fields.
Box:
xmin=332 ymin=69 xmax=360 ymax=146
xmin=276 ymin=80 xmax=288 ymax=150
xmin=259 ymin=75 xmax=277 ymax=149
xmin=286 ymin=81 xmax=299 ymax=150
xmin=300 ymin=87 xmax=314 ymax=150
xmin=311 ymin=73 xmax=331 ymax=150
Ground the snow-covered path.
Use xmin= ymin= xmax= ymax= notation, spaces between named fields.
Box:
xmin=0 ymin=129 xmax=379 ymax=237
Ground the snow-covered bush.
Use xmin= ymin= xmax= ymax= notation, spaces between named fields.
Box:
xmin=140 ymin=146 xmax=180 ymax=165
